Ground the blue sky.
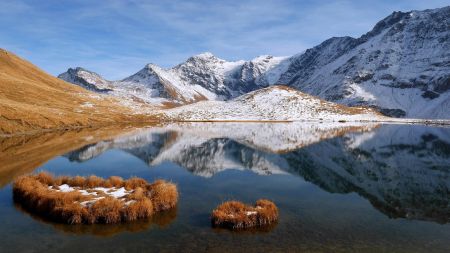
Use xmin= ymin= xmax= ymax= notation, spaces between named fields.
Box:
xmin=0 ymin=0 xmax=448 ymax=80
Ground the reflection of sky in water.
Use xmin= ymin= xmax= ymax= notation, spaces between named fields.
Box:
xmin=0 ymin=123 xmax=450 ymax=252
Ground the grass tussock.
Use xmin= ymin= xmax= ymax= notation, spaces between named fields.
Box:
xmin=13 ymin=172 xmax=178 ymax=224
xmin=211 ymin=199 xmax=278 ymax=230
xmin=149 ymin=179 xmax=179 ymax=211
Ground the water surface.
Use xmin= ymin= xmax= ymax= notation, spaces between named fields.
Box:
xmin=0 ymin=122 xmax=449 ymax=252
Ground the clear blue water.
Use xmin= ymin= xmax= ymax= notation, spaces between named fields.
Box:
xmin=0 ymin=123 xmax=449 ymax=252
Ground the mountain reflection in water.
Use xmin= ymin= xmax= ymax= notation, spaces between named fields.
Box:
xmin=61 ymin=122 xmax=450 ymax=224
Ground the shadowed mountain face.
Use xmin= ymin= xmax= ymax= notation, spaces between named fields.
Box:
xmin=63 ymin=123 xmax=450 ymax=224
xmin=279 ymin=7 xmax=450 ymax=118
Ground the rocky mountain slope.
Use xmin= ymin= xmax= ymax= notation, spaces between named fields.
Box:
xmin=60 ymin=6 xmax=450 ymax=118
xmin=278 ymin=6 xmax=450 ymax=118
xmin=57 ymin=67 xmax=114 ymax=93
xmin=0 ymin=49 xmax=155 ymax=135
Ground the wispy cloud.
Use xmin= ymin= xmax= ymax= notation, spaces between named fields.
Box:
xmin=0 ymin=0 xmax=448 ymax=79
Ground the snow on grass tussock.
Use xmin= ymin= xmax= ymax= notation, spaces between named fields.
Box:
xmin=50 ymin=184 xmax=130 ymax=198
xmin=162 ymin=86 xmax=385 ymax=122
xmin=13 ymin=172 xmax=178 ymax=224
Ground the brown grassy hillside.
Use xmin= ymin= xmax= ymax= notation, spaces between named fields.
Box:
xmin=0 ymin=49 xmax=156 ymax=135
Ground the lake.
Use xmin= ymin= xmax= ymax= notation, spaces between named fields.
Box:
xmin=0 ymin=122 xmax=449 ymax=252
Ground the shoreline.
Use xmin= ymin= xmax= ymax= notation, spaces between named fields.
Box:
xmin=2 ymin=117 xmax=450 ymax=137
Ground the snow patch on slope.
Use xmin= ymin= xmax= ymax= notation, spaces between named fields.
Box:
xmin=163 ymin=86 xmax=384 ymax=122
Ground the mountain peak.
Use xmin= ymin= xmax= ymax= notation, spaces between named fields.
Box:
xmin=58 ymin=67 xmax=112 ymax=92
xmin=65 ymin=67 xmax=93 ymax=75
xmin=360 ymin=5 xmax=449 ymax=42
xmin=251 ymin=55 xmax=274 ymax=62
xmin=360 ymin=10 xmax=410 ymax=40
xmin=121 ymin=63 xmax=163 ymax=83
xmin=193 ymin=52 xmax=215 ymax=58
xmin=144 ymin=63 xmax=158 ymax=68
xmin=142 ymin=63 xmax=162 ymax=72
xmin=186 ymin=52 xmax=222 ymax=63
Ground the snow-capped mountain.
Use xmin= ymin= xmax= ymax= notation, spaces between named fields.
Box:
xmin=59 ymin=6 xmax=450 ymax=118
xmin=278 ymin=7 xmax=450 ymax=118
xmin=59 ymin=53 xmax=288 ymax=106
xmin=58 ymin=67 xmax=171 ymax=106
xmin=57 ymin=67 xmax=113 ymax=93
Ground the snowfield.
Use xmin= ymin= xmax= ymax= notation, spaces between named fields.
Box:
xmin=162 ymin=86 xmax=386 ymax=122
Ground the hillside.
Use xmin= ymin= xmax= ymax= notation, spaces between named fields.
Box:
xmin=0 ymin=49 xmax=155 ymax=135
xmin=162 ymin=86 xmax=385 ymax=121
xmin=60 ymin=6 xmax=450 ymax=119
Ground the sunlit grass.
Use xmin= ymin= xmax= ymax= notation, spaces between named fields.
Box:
xmin=211 ymin=199 xmax=278 ymax=229
xmin=13 ymin=172 xmax=178 ymax=224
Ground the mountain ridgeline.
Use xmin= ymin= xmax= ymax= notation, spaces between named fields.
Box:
xmin=59 ymin=6 xmax=450 ymax=119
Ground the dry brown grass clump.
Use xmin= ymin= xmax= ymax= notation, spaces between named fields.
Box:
xmin=149 ymin=179 xmax=179 ymax=211
xmin=13 ymin=172 xmax=178 ymax=224
xmin=211 ymin=199 xmax=278 ymax=229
